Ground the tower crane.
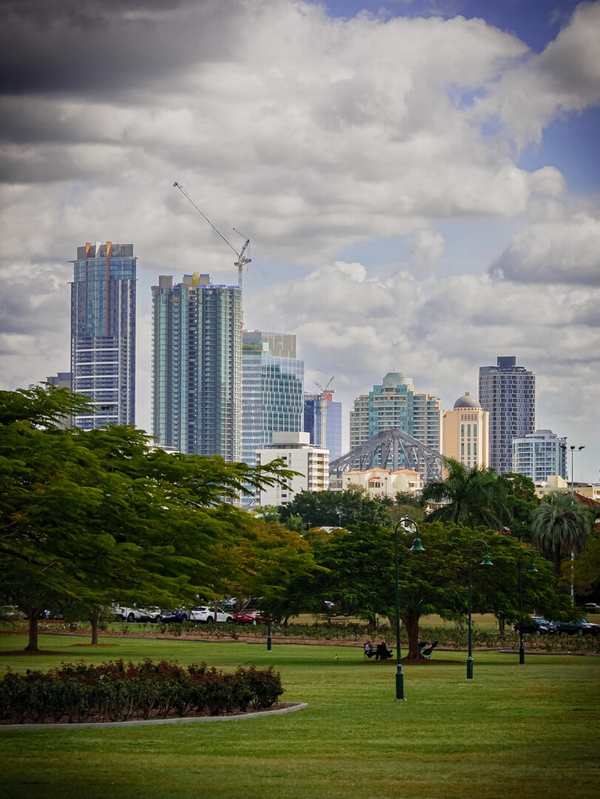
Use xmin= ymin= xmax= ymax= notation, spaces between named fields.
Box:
xmin=173 ymin=181 xmax=251 ymax=293
xmin=314 ymin=375 xmax=335 ymax=450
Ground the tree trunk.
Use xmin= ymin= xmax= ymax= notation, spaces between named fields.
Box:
xmin=497 ymin=617 xmax=506 ymax=634
xmin=90 ymin=608 xmax=100 ymax=645
xmin=402 ymin=608 xmax=422 ymax=660
xmin=24 ymin=610 xmax=40 ymax=652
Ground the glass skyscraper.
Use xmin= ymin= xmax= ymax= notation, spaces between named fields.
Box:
xmin=479 ymin=356 xmax=536 ymax=474
xmin=152 ymin=273 xmax=242 ymax=460
xmin=70 ymin=242 xmax=136 ymax=429
xmin=241 ymin=331 xmax=304 ymax=468
xmin=304 ymin=394 xmax=343 ymax=462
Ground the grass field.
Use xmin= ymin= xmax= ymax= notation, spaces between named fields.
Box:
xmin=0 ymin=632 xmax=598 ymax=799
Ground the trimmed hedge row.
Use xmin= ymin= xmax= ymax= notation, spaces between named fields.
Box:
xmin=0 ymin=658 xmax=283 ymax=724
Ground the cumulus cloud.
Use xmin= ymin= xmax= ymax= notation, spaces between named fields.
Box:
xmin=0 ymin=0 xmax=599 ymax=475
xmin=489 ymin=211 xmax=600 ymax=285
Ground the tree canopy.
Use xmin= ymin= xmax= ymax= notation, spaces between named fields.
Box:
xmin=277 ymin=485 xmax=393 ymax=529
xmin=0 ymin=385 xmax=297 ymax=649
xmin=531 ymin=492 xmax=593 ymax=576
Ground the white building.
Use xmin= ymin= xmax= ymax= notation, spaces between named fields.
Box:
xmin=342 ymin=468 xmax=423 ymax=498
xmin=255 ymin=432 xmax=328 ymax=506
xmin=512 ymin=429 xmax=567 ymax=483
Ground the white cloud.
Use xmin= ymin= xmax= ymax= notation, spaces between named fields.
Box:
xmin=0 ymin=0 xmax=599 ymax=477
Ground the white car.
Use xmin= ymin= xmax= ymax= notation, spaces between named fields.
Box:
xmin=113 ymin=606 xmax=161 ymax=623
xmin=190 ymin=606 xmax=233 ymax=623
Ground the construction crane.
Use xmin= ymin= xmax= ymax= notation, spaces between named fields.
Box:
xmin=314 ymin=376 xmax=335 ymax=450
xmin=173 ymin=181 xmax=251 ymax=293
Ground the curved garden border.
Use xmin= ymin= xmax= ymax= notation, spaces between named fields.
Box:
xmin=0 ymin=702 xmax=308 ymax=731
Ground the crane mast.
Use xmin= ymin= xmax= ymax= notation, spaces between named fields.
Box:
xmin=173 ymin=181 xmax=251 ymax=292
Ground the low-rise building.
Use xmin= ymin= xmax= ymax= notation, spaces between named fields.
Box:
xmin=255 ymin=432 xmax=328 ymax=506
xmin=342 ymin=468 xmax=423 ymax=498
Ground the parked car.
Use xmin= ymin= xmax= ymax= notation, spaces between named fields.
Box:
xmin=232 ymin=609 xmax=268 ymax=624
xmin=190 ymin=606 xmax=233 ymax=623
xmin=553 ymin=619 xmax=600 ymax=636
xmin=514 ymin=616 xmax=556 ymax=635
xmin=113 ymin=605 xmax=161 ymax=623
xmin=582 ymin=603 xmax=600 ymax=614
xmin=159 ymin=609 xmax=189 ymax=623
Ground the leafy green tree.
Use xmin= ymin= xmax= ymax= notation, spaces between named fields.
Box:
xmin=531 ymin=492 xmax=592 ymax=576
xmin=421 ymin=459 xmax=509 ymax=529
xmin=571 ymin=534 xmax=600 ymax=598
xmin=0 ymin=385 xmax=294 ymax=650
xmin=305 ymin=521 xmax=565 ymax=658
xmin=497 ymin=472 xmax=539 ymax=541
xmin=278 ymin=485 xmax=392 ymax=529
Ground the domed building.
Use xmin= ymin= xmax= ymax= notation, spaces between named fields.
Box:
xmin=442 ymin=392 xmax=489 ymax=469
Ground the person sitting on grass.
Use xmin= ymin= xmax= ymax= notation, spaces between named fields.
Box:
xmin=376 ymin=640 xmax=393 ymax=660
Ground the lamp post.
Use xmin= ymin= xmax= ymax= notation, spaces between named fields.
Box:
xmin=561 ymin=444 xmax=585 ymax=497
xmin=266 ymin=615 xmax=272 ymax=651
xmin=467 ymin=540 xmax=493 ymax=680
xmin=393 ymin=517 xmax=425 ymax=701
xmin=517 ymin=551 xmax=538 ymax=665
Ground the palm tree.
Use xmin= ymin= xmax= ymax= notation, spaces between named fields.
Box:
xmin=531 ymin=492 xmax=591 ymax=576
xmin=421 ymin=459 xmax=508 ymax=529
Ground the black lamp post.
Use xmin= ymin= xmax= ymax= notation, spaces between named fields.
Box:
xmin=266 ymin=615 xmax=272 ymax=651
xmin=393 ymin=517 xmax=425 ymax=701
xmin=517 ymin=551 xmax=537 ymax=665
xmin=467 ymin=540 xmax=493 ymax=680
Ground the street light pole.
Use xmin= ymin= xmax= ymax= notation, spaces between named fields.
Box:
xmin=517 ymin=551 xmax=538 ymax=665
xmin=393 ymin=517 xmax=425 ymax=701
xmin=467 ymin=540 xmax=493 ymax=680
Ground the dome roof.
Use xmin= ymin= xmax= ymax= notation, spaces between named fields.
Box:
xmin=454 ymin=392 xmax=481 ymax=409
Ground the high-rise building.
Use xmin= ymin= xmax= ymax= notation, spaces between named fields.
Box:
xmin=304 ymin=394 xmax=343 ymax=462
xmin=46 ymin=372 xmax=72 ymax=391
xmin=256 ymin=432 xmax=329 ymax=506
xmin=350 ymin=372 xmax=441 ymax=460
xmin=151 ymin=273 xmax=242 ymax=460
xmin=512 ymin=430 xmax=567 ymax=483
xmin=478 ymin=356 xmax=535 ymax=474
xmin=241 ymin=330 xmax=304 ymax=468
xmin=70 ymin=242 xmax=136 ymax=429
xmin=442 ymin=393 xmax=489 ymax=469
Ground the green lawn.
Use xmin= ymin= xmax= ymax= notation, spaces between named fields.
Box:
xmin=0 ymin=633 xmax=598 ymax=799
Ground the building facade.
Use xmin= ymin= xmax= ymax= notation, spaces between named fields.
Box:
xmin=70 ymin=242 xmax=136 ymax=429
xmin=512 ymin=429 xmax=567 ymax=483
xmin=151 ymin=273 xmax=242 ymax=460
xmin=442 ymin=392 xmax=489 ymax=469
xmin=478 ymin=356 xmax=535 ymax=474
xmin=255 ymin=432 xmax=328 ymax=506
xmin=241 ymin=330 xmax=304 ymax=468
xmin=304 ymin=394 xmax=343 ymax=462
xmin=350 ymin=372 xmax=441 ymax=471
xmin=342 ymin=468 xmax=423 ymax=498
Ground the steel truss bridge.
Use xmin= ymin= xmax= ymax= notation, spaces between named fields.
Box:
xmin=329 ymin=428 xmax=443 ymax=483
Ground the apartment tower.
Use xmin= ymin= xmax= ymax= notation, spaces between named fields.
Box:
xmin=478 ymin=356 xmax=535 ymax=474
xmin=152 ymin=273 xmax=242 ymax=460
xmin=70 ymin=242 xmax=136 ymax=429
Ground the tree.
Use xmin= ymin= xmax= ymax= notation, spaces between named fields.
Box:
xmin=305 ymin=521 xmax=566 ymax=659
xmin=531 ymin=492 xmax=592 ymax=576
xmin=278 ymin=486 xmax=392 ymax=529
xmin=420 ymin=459 xmax=509 ymax=529
xmin=0 ymin=385 xmax=295 ymax=650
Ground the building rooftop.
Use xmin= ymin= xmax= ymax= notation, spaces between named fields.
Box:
xmin=453 ymin=392 xmax=481 ymax=410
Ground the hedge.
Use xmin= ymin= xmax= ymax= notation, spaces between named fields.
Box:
xmin=0 ymin=659 xmax=283 ymax=724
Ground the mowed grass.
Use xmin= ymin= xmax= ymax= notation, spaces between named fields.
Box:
xmin=0 ymin=633 xmax=598 ymax=799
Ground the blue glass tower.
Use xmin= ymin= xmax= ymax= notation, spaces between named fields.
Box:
xmin=70 ymin=242 xmax=136 ymax=429
xmin=152 ymin=273 xmax=242 ymax=460
xmin=241 ymin=331 xmax=304 ymax=468
xmin=304 ymin=394 xmax=343 ymax=462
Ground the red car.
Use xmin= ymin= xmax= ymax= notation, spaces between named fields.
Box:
xmin=232 ymin=610 xmax=268 ymax=624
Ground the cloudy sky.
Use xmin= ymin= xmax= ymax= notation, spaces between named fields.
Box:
xmin=1 ymin=0 xmax=599 ymax=480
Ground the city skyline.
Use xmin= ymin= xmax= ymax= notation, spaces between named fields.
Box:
xmin=0 ymin=0 xmax=598 ymax=480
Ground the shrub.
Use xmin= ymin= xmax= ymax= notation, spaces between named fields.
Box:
xmin=0 ymin=659 xmax=284 ymax=724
